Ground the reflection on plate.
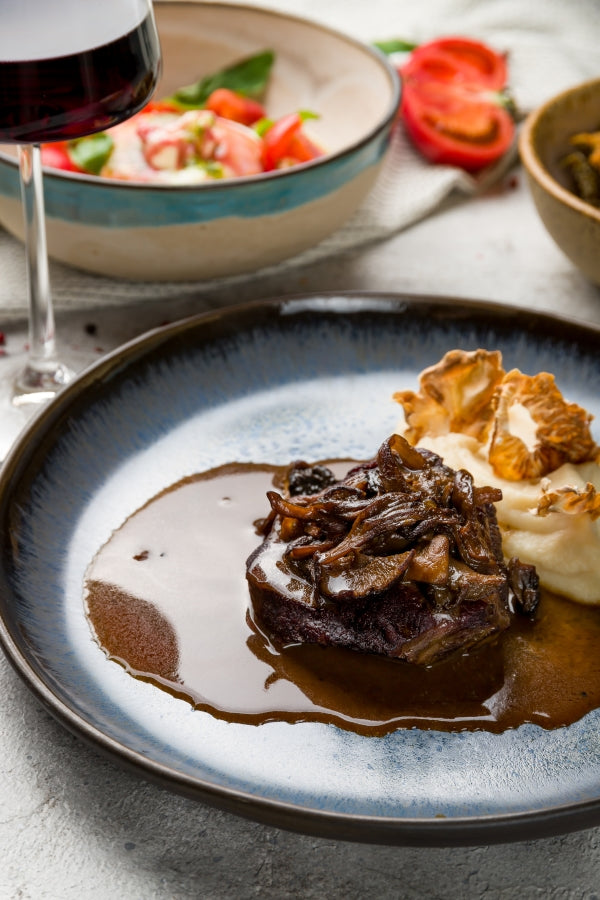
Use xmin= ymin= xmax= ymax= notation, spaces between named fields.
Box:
xmin=0 ymin=293 xmax=599 ymax=847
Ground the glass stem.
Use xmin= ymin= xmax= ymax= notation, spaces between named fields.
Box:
xmin=13 ymin=144 xmax=72 ymax=405
xmin=18 ymin=144 xmax=56 ymax=366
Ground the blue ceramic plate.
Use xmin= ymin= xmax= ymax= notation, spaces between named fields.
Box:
xmin=1 ymin=294 xmax=599 ymax=846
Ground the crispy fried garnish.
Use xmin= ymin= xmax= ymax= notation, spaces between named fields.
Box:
xmin=394 ymin=349 xmax=599 ymax=484
xmin=488 ymin=370 xmax=597 ymax=480
xmin=393 ymin=349 xmax=504 ymax=443
xmin=537 ymin=482 xmax=600 ymax=521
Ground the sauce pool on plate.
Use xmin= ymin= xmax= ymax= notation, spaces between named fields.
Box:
xmin=84 ymin=462 xmax=600 ymax=735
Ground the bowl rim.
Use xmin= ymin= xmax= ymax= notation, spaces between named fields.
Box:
xmin=518 ymin=76 xmax=600 ymax=223
xmin=0 ymin=0 xmax=400 ymax=193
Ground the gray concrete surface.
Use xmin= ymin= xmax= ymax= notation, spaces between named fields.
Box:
xmin=2 ymin=163 xmax=600 ymax=900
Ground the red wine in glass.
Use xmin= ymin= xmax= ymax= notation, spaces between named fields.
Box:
xmin=0 ymin=11 xmax=160 ymax=144
xmin=0 ymin=0 xmax=161 ymax=405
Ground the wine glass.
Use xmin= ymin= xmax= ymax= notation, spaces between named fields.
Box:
xmin=1 ymin=0 xmax=161 ymax=406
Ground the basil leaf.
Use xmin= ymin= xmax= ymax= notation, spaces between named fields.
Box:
xmin=298 ymin=110 xmax=319 ymax=122
xmin=374 ymin=39 xmax=419 ymax=54
xmin=253 ymin=117 xmax=274 ymax=137
xmin=68 ymin=133 xmax=114 ymax=174
xmin=200 ymin=160 xmax=226 ymax=179
xmin=255 ymin=110 xmax=318 ymax=137
xmin=173 ymin=50 xmax=275 ymax=108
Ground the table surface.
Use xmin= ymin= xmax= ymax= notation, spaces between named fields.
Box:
xmin=2 ymin=5 xmax=600 ymax=899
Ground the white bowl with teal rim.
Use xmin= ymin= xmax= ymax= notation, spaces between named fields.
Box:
xmin=0 ymin=2 xmax=399 ymax=282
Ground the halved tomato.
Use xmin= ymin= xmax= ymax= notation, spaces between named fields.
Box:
xmin=402 ymin=37 xmax=508 ymax=91
xmin=399 ymin=36 xmax=515 ymax=171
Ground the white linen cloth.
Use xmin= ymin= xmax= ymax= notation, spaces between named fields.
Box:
xmin=1 ymin=0 xmax=599 ymax=314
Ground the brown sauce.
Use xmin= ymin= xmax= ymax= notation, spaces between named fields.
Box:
xmin=84 ymin=462 xmax=600 ymax=735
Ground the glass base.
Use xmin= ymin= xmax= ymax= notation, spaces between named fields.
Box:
xmin=12 ymin=359 xmax=75 ymax=407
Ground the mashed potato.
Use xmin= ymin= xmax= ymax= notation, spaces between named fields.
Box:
xmin=412 ymin=432 xmax=600 ymax=603
xmin=394 ymin=349 xmax=600 ymax=604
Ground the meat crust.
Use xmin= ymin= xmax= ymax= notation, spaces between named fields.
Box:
xmin=246 ymin=435 xmax=539 ymax=666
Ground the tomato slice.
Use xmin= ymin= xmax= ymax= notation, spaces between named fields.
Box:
xmin=286 ymin=130 xmax=323 ymax=164
xmin=262 ymin=113 xmax=303 ymax=170
xmin=40 ymin=142 xmax=84 ymax=173
xmin=399 ymin=36 xmax=514 ymax=171
xmin=205 ymin=88 xmax=266 ymax=126
xmin=262 ymin=113 xmax=323 ymax=170
xmin=142 ymin=99 xmax=182 ymax=115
